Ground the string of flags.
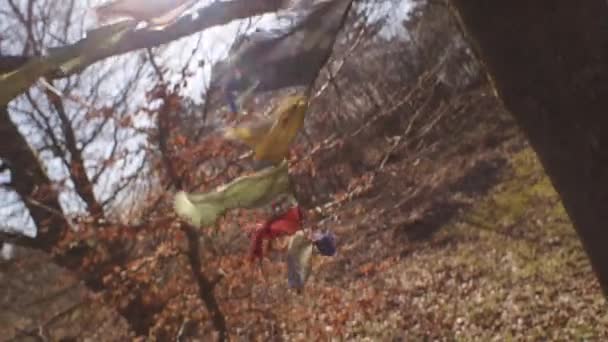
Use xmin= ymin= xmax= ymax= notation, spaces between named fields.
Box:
xmin=168 ymin=0 xmax=353 ymax=291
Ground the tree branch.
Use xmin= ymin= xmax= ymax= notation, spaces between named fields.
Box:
xmin=0 ymin=0 xmax=287 ymax=105
xmin=182 ymin=224 xmax=227 ymax=342
xmin=45 ymin=84 xmax=105 ymax=219
xmin=0 ymin=56 xmax=30 ymax=74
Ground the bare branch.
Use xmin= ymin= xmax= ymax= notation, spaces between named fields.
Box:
xmin=45 ymin=83 xmax=105 ymax=219
xmin=181 ymin=224 xmax=227 ymax=341
xmin=0 ymin=56 xmax=29 ymax=74
xmin=0 ymin=0 xmax=288 ymax=105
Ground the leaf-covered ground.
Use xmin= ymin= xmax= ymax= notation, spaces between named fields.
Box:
xmin=210 ymin=85 xmax=608 ymax=340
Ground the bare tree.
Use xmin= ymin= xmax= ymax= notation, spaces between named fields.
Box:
xmin=1 ymin=0 xmax=346 ymax=339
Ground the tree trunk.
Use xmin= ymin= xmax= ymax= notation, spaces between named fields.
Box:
xmin=0 ymin=105 xmax=69 ymax=251
xmin=448 ymin=0 xmax=608 ymax=295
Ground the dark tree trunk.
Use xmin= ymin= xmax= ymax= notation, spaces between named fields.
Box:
xmin=448 ymin=0 xmax=608 ymax=295
xmin=0 ymin=105 xmax=69 ymax=251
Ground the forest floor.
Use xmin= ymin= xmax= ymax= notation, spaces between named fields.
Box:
xmin=216 ymin=84 xmax=608 ymax=341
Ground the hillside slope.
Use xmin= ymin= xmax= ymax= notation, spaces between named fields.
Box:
xmin=213 ymin=84 xmax=607 ymax=340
